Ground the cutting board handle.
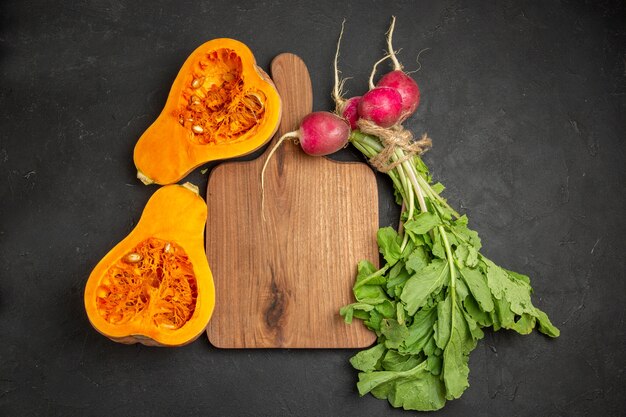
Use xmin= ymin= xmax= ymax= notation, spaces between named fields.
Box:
xmin=264 ymin=53 xmax=313 ymax=155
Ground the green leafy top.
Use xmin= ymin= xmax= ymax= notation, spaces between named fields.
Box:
xmin=342 ymin=131 xmax=559 ymax=411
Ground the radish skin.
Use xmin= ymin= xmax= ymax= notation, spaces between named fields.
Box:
xmin=358 ymin=87 xmax=403 ymax=128
xmin=298 ymin=112 xmax=350 ymax=156
xmin=377 ymin=70 xmax=420 ymax=118
xmin=341 ymin=96 xmax=361 ymax=130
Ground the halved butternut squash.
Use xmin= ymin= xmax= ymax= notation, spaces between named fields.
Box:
xmin=84 ymin=183 xmax=214 ymax=346
xmin=134 ymin=38 xmax=282 ymax=185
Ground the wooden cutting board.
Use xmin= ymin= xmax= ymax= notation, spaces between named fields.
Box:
xmin=205 ymin=53 xmax=378 ymax=348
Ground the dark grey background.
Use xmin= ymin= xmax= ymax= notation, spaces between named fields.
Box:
xmin=1 ymin=0 xmax=624 ymax=416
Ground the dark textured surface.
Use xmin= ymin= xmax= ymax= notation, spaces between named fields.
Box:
xmin=1 ymin=0 xmax=624 ymax=416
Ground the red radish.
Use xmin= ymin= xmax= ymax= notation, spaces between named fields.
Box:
xmin=261 ymin=111 xmax=350 ymax=218
xmin=341 ymin=96 xmax=361 ymax=129
xmin=358 ymin=87 xmax=403 ymax=128
xmin=332 ymin=19 xmax=411 ymax=130
xmin=377 ymin=70 xmax=420 ymax=118
xmin=296 ymin=111 xmax=351 ymax=156
xmin=332 ymin=17 xmax=423 ymax=131
xmin=376 ymin=16 xmax=421 ymax=120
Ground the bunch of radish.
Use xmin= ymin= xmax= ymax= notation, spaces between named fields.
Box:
xmin=261 ymin=16 xmax=428 ymax=230
xmin=261 ymin=17 xmax=422 ymax=198
xmin=259 ymin=17 xmax=559 ymax=413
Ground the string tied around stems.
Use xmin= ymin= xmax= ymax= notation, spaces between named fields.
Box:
xmin=356 ymin=119 xmax=432 ymax=173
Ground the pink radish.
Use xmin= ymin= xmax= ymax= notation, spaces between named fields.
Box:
xmin=358 ymin=87 xmax=403 ymax=128
xmin=261 ymin=111 xmax=350 ymax=218
xmin=377 ymin=70 xmax=420 ymax=118
xmin=332 ymin=18 xmax=417 ymax=130
xmin=280 ymin=111 xmax=350 ymax=157
xmin=375 ymin=16 xmax=421 ymax=120
xmin=353 ymin=51 xmax=405 ymax=128
xmin=341 ymin=96 xmax=361 ymax=129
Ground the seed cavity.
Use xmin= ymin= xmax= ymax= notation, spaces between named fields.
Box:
xmin=96 ymin=238 xmax=198 ymax=330
xmin=176 ymin=48 xmax=266 ymax=145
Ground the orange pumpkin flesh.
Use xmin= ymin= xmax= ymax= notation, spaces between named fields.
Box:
xmin=84 ymin=183 xmax=215 ymax=346
xmin=134 ymin=38 xmax=282 ymax=185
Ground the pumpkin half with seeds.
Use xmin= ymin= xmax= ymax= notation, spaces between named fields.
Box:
xmin=134 ymin=38 xmax=282 ymax=185
xmin=84 ymin=183 xmax=215 ymax=346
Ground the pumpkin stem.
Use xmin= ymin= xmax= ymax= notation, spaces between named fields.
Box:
xmin=137 ymin=170 xmax=155 ymax=185
xmin=181 ymin=182 xmax=199 ymax=195
xmin=261 ymin=131 xmax=300 ymax=222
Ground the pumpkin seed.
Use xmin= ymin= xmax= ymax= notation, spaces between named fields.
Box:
xmin=191 ymin=77 xmax=204 ymax=89
xmin=124 ymin=253 xmax=143 ymax=263
xmin=243 ymin=92 xmax=264 ymax=112
xmin=192 ymin=125 xmax=204 ymax=134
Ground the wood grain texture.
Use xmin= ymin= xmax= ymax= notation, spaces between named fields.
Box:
xmin=205 ymin=53 xmax=378 ymax=348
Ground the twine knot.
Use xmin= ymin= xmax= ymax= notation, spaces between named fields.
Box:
xmin=356 ymin=119 xmax=432 ymax=173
